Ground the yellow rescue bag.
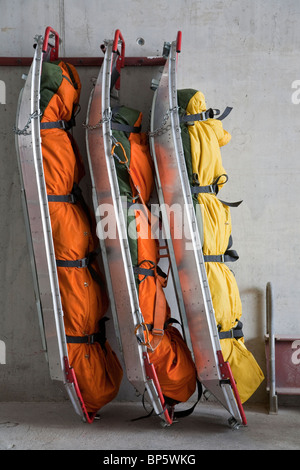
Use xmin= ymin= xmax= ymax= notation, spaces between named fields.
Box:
xmin=178 ymin=89 xmax=264 ymax=403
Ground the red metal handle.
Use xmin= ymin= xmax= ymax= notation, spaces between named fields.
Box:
xmin=143 ymin=352 xmax=173 ymax=425
xmin=176 ymin=31 xmax=182 ymax=53
xmin=64 ymin=356 xmax=97 ymax=424
xmin=216 ymin=350 xmax=247 ymax=426
xmin=43 ymin=26 xmax=59 ymax=61
xmin=112 ymin=29 xmax=125 ymax=68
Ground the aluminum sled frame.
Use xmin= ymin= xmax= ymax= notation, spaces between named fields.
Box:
xmin=85 ymin=30 xmax=174 ymax=426
xmin=149 ymin=32 xmax=247 ymax=428
xmin=15 ymin=27 xmax=97 ymax=423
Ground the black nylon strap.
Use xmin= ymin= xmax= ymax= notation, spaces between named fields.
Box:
xmin=180 ymin=108 xmax=215 ymax=123
xmin=218 ymin=198 xmax=243 ymax=208
xmin=56 ymin=257 xmax=89 ymax=268
xmin=56 ymin=248 xmax=106 ymax=290
xmin=133 ymin=260 xmax=155 ymax=283
xmin=173 ymin=378 xmax=203 ymax=419
xmin=180 ymin=106 xmax=232 ymax=124
xmin=64 ymin=64 xmax=79 ymax=90
xmin=47 ymin=194 xmax=76 ymax=203
xmin=191 ymin=184 xmax=215 ymax=195
xmin=40 ymin=120 xmax=67 ymax=130
xmin=47 ymin=183 xmax=93 ymax=227
xmin=66 ymin=317 xmax=108 ymax=347
xmin=133 ymin=266 xmax=155 ymax=277
xmin=133 ymin=263 xmax=168 ymax=283
xmin=219 ymin=320 xmax=243 ymax=340
xmin=204 ymin=249 xmax=239 ymax=263
xmin=191 ymin=174 xmax=228 ymax=196
xmin=217 ymin=106 xmax=233 ymax=120
xmin=111 ymin=105 xmax=141 ymax=134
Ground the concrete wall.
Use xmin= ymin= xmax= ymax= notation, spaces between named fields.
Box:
xmin=1 ymin=0 xmax=300 ymax=404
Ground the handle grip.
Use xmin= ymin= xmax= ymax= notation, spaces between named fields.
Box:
xmin=43 ymin=26 xmax=60 ymax=61
xmin=112 ymin=29 xmax=125 ymax=68
xmin=176 ymin=30 xmax=182 ymax=53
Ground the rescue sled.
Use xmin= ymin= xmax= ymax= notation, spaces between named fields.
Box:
xmin=149 ymin=32 xmax=249 ymax=428
xmin=14 ymin=27 xmax=122 ymax=423
xmin=85 ymin=30 xmax=198 ymax=426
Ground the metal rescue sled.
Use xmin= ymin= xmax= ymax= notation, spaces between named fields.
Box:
xmin=85 ymin=30 xmax=178 ymax=426
xmin=14 ymin=29 xmax=92 ymax=422
xmin=149 ymin=32 xmax=247 ymax=428
xmin=14 ymin=27 xmax=125 ymax=423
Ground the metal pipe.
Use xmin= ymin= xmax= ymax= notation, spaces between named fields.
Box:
xmin=266 ymin=282 xmax=278 ymax=414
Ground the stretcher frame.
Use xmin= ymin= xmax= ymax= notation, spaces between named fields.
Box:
xmin=14 ymin=27 xmax=98 ymax=423
xmin=149 ymin=32 xmax=247 ymax=428
xmin=85 ymin=30 xmax=174 ymax=426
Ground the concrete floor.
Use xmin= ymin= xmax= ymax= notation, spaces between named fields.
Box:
xmin=0 ymin=400 xmax=299 ymax=451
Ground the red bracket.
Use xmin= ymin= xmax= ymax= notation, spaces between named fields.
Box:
xmin=64 ymin=356 xmax=97 ymax=424
xmin=216 ymin=350 xmax=247 ymax=425
xmin=112 ymin=29 xmax=125 ymax=91
xmin=143 ymin=352 xmax=173 ymax=425
xmin=176 ymin=31 xmax=182 ymax=53
xmin=113 ymin=29 xmax=125 ymax=66
xmin=112 ymin=29 xmax=125 ymax=90
xmin=42 ymin=26 xmax=60 ymax=61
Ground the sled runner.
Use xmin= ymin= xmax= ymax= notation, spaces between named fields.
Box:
xmin=149 ymin=32 xmax=252 ymax=428
xmin=15 ymin=27 xmax=122 ymax=423
xmin=85 ymin=30 xmax=198 ymax=426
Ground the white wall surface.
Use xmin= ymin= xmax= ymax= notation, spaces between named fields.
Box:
xmin=1 ymin=0 xmax=300 ymax=404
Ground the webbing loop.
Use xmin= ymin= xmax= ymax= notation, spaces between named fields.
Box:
xmin=191 ymin=173 xmax=228 ymax=196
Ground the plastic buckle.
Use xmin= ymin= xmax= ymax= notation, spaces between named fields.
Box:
xmin=220 ymin=254 xmax=225 ymax=263
xmin=78 ymin=257 xmax=88 ymax=268
xmin=68 ymin=193 xmax=76 ymax=204
xmin=87 ymin=334 xmax=95 ymax=345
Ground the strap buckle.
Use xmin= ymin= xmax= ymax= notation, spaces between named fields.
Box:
xmin=86 ymin=334 xmax=95 ymax=345
xmin=68 ymin=193 xmax=76 ymax=204
xmin=151 ymin=328 xmax=164 ymax=336
xmin=78 ymin=257 xmax=89 ymax=268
